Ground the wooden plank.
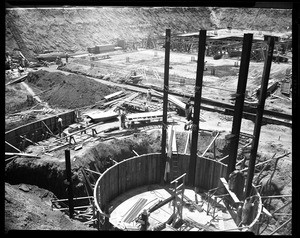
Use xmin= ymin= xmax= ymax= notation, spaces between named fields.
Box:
xmin=194 ymin=157 xmax=201 ymax=188
xmin=262 ymin=206 xmax=272 ymax=217
xmin=156 ymin=154 xmax=161 ymax=183
xmin=5 ymin=152 xmax=40 ymax=158
xmin=220 ymin=177 xmax=240 ymax=203
xmin=213 ymin=162 xmax=221 ymax=189
xmin=104 ymin=90 xmax=124 ymax=101
xmin=118 ymin=161 xmax=124 ymax=195
xmin=198 ymin=156 xmax=205 ymax=189
xmin=184 ymin=132 xmax=190 ymax=154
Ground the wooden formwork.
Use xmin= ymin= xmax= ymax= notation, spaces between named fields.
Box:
xmin=5 ymin=110 xmax=76 ymax=154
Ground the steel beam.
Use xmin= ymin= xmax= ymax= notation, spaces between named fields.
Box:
xmin=160 ymin=29 xmax=171 ymax=183
xmin=245 ymin=36 xmax=275 ymax=198
xmin=65 ymin=149 xmax=74 ymax=218
xmin=226 ymin=34 xmax=253 ymax=179
xmin=188 ymin=30 xmax=207 ymax=186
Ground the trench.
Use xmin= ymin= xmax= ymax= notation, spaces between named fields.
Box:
xmin=5 ymin=129 xmax=230 ymax=209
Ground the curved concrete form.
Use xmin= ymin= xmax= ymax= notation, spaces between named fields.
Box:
xmin=94 ymin=153 xmax=262 ymax=232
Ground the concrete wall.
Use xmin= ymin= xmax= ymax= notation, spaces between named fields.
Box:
xmin=5 ymin=110 xmax=76 ymax=153
xmin=94 ymin=153 xmax=228 ymax=212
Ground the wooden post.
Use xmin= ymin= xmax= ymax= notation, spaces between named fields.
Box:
xmin=65 ymin=149 xmax=74 ymax=219
xmin=160 ymin=29 xmax=171 ymax=183
xmin=226 ymin=34 xmax=253 ymax=179
xmin=188 ymin=30 xmax=206 ymax=186
xmin=245 ymin=36 xmax=275 ymax=198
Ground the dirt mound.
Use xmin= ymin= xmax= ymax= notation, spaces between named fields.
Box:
xmin=5 ymin=182 xmax=93 ymax=232
xmin=5 ymin=83 xmax=39 ymax=114
xmin=27 ymin=70 xmax=120 ymax=109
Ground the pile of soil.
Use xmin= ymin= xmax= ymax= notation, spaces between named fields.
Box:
xmin=5 ymin=84 xmax=36 ymax=114
xmin=5 ymin=183 xmax=93 ymax=232
xmin=26 ymin=70 xmax=120 ymax=109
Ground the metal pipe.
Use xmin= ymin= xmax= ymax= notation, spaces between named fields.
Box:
xmin=245 ymin=36 xmax=275 ymax=198
xmin=226 ymin=33 xmax=253 ymax=179
xmin=188 ymin=29 xmax=207 ymax=185
xmin=161 ymin=29 xmax=171 ymax=183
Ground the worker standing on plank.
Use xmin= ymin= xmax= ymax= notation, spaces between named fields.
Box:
xmin=56 ymin=116 xmax=63 ymax=137
xmin=118 ymin=107 xmax=126 ymax=130
xmin=184 ymin=99 xmax=193 ymax=130
xmin=65 ymin=51 xmax=69 ymax=63
xmin=146 ymin=88 xmax=152 ymax=102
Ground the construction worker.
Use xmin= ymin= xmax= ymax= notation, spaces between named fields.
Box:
xmin=5 ymin=52 xmax=12 ymax=70
xmin=56 ymin=56 xmax=61 ymax=65
xmin=56 ymin=116 xmax=63 ymax=137
xmin=65 ymin=52 xmax=69 ymax=63
xmin=118 ymin=107 xmax=126 ymax=130
xmin=143 ymin=102 xmax=149 ymax=112
xmin=275 ymin=51 xmax=280 ymax=64
xmin=136 ymin=209 xmax=149 ymax=231
xmin=146 ymin=88 xmax=152 ymax=102
xmin=185 ymin=99 xmax=192 ymax=121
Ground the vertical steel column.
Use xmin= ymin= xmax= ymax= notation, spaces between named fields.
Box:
xmin=160 ymin=29 xmax=171 ymax=182
xmin=188 ymin=30 xmax=206 ymax=185
xmin=226 ymin=34 xmax=253 ymax=179
xmin=245 ymin=36 xmax=275 ymax=198
xmin=65 ymin=149 xmax=74 ymax=218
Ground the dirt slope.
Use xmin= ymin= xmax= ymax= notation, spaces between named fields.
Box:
xmin=26 ymin=69 xmax=120 ymax=109
xmin=5 ymin=7 xmax=292 ymax=54
xmin=5 ymin=183 xmax=93 ymax=232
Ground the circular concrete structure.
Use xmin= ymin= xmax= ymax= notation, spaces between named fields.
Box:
xmin=94 ymin=153 xmax=262 ymax=232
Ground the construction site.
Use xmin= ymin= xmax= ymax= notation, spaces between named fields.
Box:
xmin=5 ymin=5 xmax=294 ymax=235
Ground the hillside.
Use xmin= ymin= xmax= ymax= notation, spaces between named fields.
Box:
xmin=5 ymin=7 xmax=292 ymax=55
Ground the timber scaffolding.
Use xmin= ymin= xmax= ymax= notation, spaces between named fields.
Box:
xmin=89 ymin=29 xmax=292 ymax=233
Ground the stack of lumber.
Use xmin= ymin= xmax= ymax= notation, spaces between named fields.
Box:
xmin=123 ymin=198 xmax=148 ymax=223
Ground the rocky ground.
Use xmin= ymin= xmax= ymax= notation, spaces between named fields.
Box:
xmin=5 ymin=6 xmax=292 ymax=234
